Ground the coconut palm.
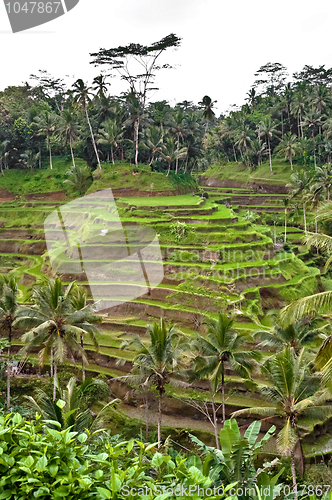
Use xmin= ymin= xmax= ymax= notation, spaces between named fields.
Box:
xmin=282 ymin=198 xmax=290 ymax=243
xmin=142 ymin=126 xmax=163 ymax=165
xmin=193 ymin=312 xmax=260 ymax=425
xmin=120 ymin=319 xmax=188 ymax=447
xmin=234 ymin=124 xmax=253 ymax=165
xmin=302 ymin=109 xmax=322 ymax=169
xmin=161 ymin=137 xmax=187 ymax=176
xmin=249 ymin=138 xmax=267 ymax=166
xmin=0 ymin=276 xmax=18 ymax=411
xmin=71 ymin=79 xmax=101 ymax=170
xmin=258 ymin=116 xmax=279 ymax=172
xmin=36 ymin=110 xmax=57 ymax=170
xmin=57 ymin=109 xmax=79 ymax=169
xmin=25 ymin=376 xmax=119 ymax=434
xmin=232 ymin=348 xmax=331 ymax=498
xmin=199 ymin=95 xmax=216 ymax=135
xmin=92 ymin=74 xmax=109 ymax=98
xmin=314 ymin=164 xmax=332 ymax=201
xmin=97 ymin=119 xmax=123 ymax=164
xmin=20 ymin=150 xmax=40 ymax=171
xmin=14 ymin=279 xmax=100 ymax=400
xmin=290 ymin=92 xmax=305 ymax=138
xmin=254 ymin=318 xmax=319 ymax=355
xmin=275 ymin=132 xmax=298 ymax=170
xmin=287 ymin=170 xmax=313 ymax=233
xmin=64 ymin=163 xmax=91 ymax=196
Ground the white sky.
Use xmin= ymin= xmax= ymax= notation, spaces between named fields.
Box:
xmin=0 ymin=0 xmax=332 ymax=115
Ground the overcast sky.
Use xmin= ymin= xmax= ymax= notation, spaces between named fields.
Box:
xmin=1 ymin=0 xmax=332 ymax=114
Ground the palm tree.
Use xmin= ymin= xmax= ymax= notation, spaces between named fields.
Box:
xmin=290 ymin=92 xmax=305 ymax=138
xmin=249 ymin=138 xmax=267 ymax=166
xmin=36 ymin=111 xmax=57 ymax=170
xmin=121 ymin=319 xmax=188 ymax=447
xmin=199 ymin=95 xmax=216 ymax=135
xmin=168 ymin=109 xmax=189 ymax=173
xmin=245 ymin=88 xmax=257 ymax=110
xmin=194 ymin=312 xmax=260 ymax=425
xmin=14 ymin=279 xmax=100 ymax=399
xmin=58 ymin=109 xmax=79 ymax=169
xmin=279 ymin=203 xmax=332 ymax=325
xmin=142 ymin=126 xmax=163 ymax=165
xmin=124 ymin=92 xmax=144 ymax=169
xmin=20 ymin=150 xmax=40 ymax=171
xmin=282 ymin=198 xmax=290 ymax=243
xmin=92 ymin=74 xmax=109 ymax=98
xmin=302 ymin=109 xmax=322 ymax=169
xmin=97 ymin=119 xmax=123 ymax=164
xmin=275 ymin=132 xmax=298 ymax=170
xmin=232 ymin=348 xmax=330 ymax=498
xmin=287 ymin=170 xmax=312 ymax=234
xmin=25 ymin=376 xmax=119 ymax=434
xmin=258 ymin=116 xmax=279 ymax=172
xmin=254 ymin=318 xmax=319 ymax=355
xmin=71 ymin=79 xmax=101 ymax=170
xmin=63 ymin=163 xmax=91 ymax=196
xmin=314 ymin=164 xmax=332 ymax=201
xmin=234 ymin=124 xmax=253 ymax=166
xmin=0 ymin=276 xmax=18 ymax=411
xmin=161 ymin=137 xmax=187 ymax=176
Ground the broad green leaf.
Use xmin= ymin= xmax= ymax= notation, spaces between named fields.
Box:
xmin=244 ymin=421 xmax=261 ymax=447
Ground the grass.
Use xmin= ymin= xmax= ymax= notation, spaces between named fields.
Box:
xmin=203 ymin=159 xmax=299 ymax=186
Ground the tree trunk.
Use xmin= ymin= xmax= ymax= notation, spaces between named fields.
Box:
xmin=166 ymin=161 xmax=171 ymax=177
xmin=53 ymin=358 xmax=57 ymax=401
xmin=6 ymin=326 xmax=11 ymax=411
xmin=300 ymin=112 xmax=303 ymax=138
xmin=290 ymin=155 xmax=293 ymax=171
xmin=145 ymin=391 xmax=149 ymax=439
xmin=85 ymin=107 xmax=101 ymax=170
xmin=232 ymin=144 xmax=237 ymax=162
xmin=81 ymin=334 xmax=85 ymax=382
xmin=268 ymin=136 xmax=272 ymax=172
xmin=0 ymin=160 xmax=3 ymax=176
xmin=274 ymin=221 xmax=276 ymax=244
xmin=211 ymin=390 xmax=220 ymax=450
xmin=158 ymin=390 xmax=162 ymax=448
xmin=303 ymin=204 xmax=307 ymax=234
xmin=39 ymin=144 xmax=42 ymax=168
xmin=284 ymin=209 xmax=287 ymax=243
xmin=50 ymin=347 xmax=53 ymax=377
xmin=48 ymin=140 xmax=53 ymax=170
xmin=175 ymin=134 xmax=180 ymax=174
xmin=134 ymin=119 xmax=139 ymax=168
xmin=69 ymin=136 xmax=76 ymax=168
xmin=111 ymin=146 xmax=115 ymax=165
xmin=291 ymin=447 xmax=298 ymax=500
xmin=221 ymin=365 xmax=225 ymax=425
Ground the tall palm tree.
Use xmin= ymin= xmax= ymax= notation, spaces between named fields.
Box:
xmin=168 ymin=109 xmax=188 ymax=173
xmin=97 ymin=119 xmax=123 ymax=165
xmin=275 ymin=132 xmax=298 ymax=170
xmin=36 ymin=111 xmax=57 ymax=170
xmin=302 ymin=109 xmax=322 ymax=169
xmin=282 ymin=198 xmax=290 ymax=243
xmin=194 ymin=312 xmax=260 ymax=425
xmin=0 ymin=276 xmax=18 ymax=411
xmin=258 ymin=116 xmax=279 ymax=172
xmin=287 ymin=170 xmax=312 ymax=234
xmin=199 ymin=95 xmax=216 ymax=135
xmin=249 ymin=138 xmax=267 ymax=166
xmin=71 ymin=79 xmax=101 ymax=170
xmin=92 ymin=74 xmax=109 ymax=98
xmin=290 ymin=92 xmax=306 ymax=138
xmin=57 ymin=109 xmax=79 ymax=169
xmin=234 ymin=124 xmax=253 ymax=166
xmin=14 ymin=279 xmax=100 ymax=399
xmin=314 ymin=164 xmax=332 ymax=201
xmin=232 ymin=348 xmax=330 ymax=498
xmin=121 ymin=319 xmax=188 ymax=447
xmin=25 ymin=376 xmax=119 ymax=434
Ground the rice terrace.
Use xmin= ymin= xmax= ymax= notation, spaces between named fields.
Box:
xmin=2 ymin=34 xmax=332 ymax=499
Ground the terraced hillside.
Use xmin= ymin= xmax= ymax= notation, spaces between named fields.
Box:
xmin=1 ymin=168 xmax=324 ymax=447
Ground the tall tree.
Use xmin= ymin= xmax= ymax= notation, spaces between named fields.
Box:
xmin=275 ymin=132 xmax=298 ymax=170
xmin=258 ymin=116 xmax=279 ymax=172
xmin=71 ymin=79 xmax=101 ymax=170
xmin=57 ymin=109 xmax=79 ymax=168
xmin=194 ymin=312 xmax=259 ymax=425
xmin=90 ymin=34 xmax=182 ymax=111
xmin=0 ymin=276 xmax=18 ymax=411
xmin=36 ymin=110 xmax=57 ymax=170
xmin=97 ymin=119 xmax=123 ymax=164
xmin=232 ymin=348 xmax=330 ymax=498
